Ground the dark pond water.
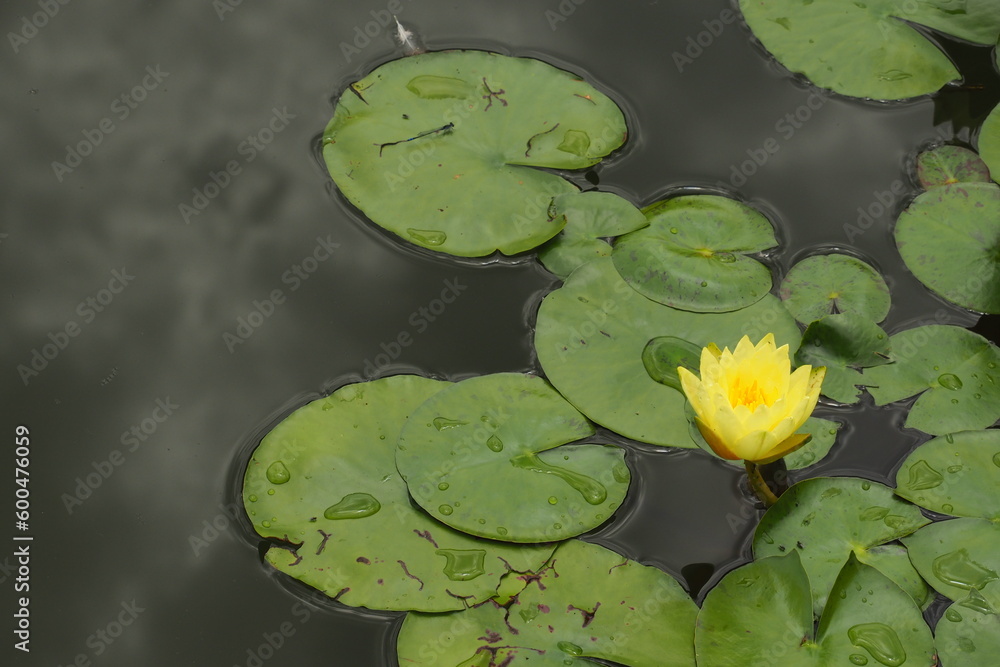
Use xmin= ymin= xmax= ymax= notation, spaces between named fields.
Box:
xmin=2 ymin=1 xmax=998 ymax=665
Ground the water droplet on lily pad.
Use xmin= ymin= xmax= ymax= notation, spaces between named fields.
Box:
xmin=407 ymin=228 xmax=447 ymax=246
xmin=496 ymin=526 xmax=508 ymax=536
xmin=557 ymin=641 xmax=583 ymax=656
xmin=938 ymin=373 xmax=963 ymax=390
xmin=849 ymin=654 xmax=869 ymax=665
xmin=324 ymin=493 xmax=381 ymax=520
xmin=958 ymin=588 xmax=996 ymax=615
xmin=906 ymin=460 xmax=943 ymax=490
xmin=266 ymin=461 xmax=291 ymax=485
xmin=248 ymin=494 xmax=258 ymax=502
xmin=859 ymin=506 xmax=889 ymax=521
xmin=267 ymin=489 xmax=275 ymax=496
xmin=941 ymin=503 xmax=954 ymax=513
xmin=439 ymin=504 xmax=454 ymax=515
xmin=861 ymin=481 xmax=871 ymax=490
xmin=433 ymin=417 xmax=468 ymax=430
xmin=435 ymin=549 xmax=486 ymax=581
xmin=438 ymin=482 xmax=449 ymax=491
xmin=548 ymin=496 xmax=558 ymax=505
xmin=933 ymin=549 xmax=1000 ymax=591
xmin=486 ymin=435 xmax=504 ymax=452
xmin=946 ymin=607 xmax=963 ymax=622
xmin=847 ymin=623 xmax=906 ymax=666
xmin=511 ymin=453 xmax=607 ymax=504
xmin=993 ymin=452 xmax=1000 ymax=468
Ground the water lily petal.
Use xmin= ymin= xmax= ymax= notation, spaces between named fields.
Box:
xmin=755 ymin=432 xmax=812 ymax=465
xmin=734 ymin=430 xmax=776 ymax=461
xmin=696 ymin=418 xmax=741 ymax=460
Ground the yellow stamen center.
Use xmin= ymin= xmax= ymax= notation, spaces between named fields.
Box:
xmin=728 ymin=376 xmax=775 ymax=409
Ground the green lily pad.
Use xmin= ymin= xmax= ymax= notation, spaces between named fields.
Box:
xmin=784 ymin=417 xmax=843 ymax=470
xmin=935 ymin=587 xmax=1000 ymax=666
xmin=243 ymin=376 xmax=554 ymax=612
xmin=894 ymin=181 xmax=1000 ymax=314
xmin=322 ymin=50 xmax=627 ymax=257
xmin=916 ymin=145 xmax=993 ymax=189
xmin=859 ymin=543 xmax=934 ymax=610
xmin=695 ymin=551 xmax=936 ymax=666
xmin=537 ymin=191 xmax=648 ymax=279
xmin=795 ymin=313 xmax=891 ymax=404
xmin=779 ymin=254 xmax=891 ymax=324
xmin=980 ymin=101 xmax=1000 ymax=183
xmin=395 ymin=373 xmax=628 ymax=543
xmin=738 ymin=0 xmax=1000 ymax=99
xmin=396 ymin=539 xmax=699 ymax=667
xmin=862 ymin=325 xmax=1000 ymax=435
xmin=894 ymin=429 xmax=1000 ymax=520
xmin=534 ymin=257 xmax=801 ymax=447
xmin=753 ymin=477 xmax=930 ymax=614
xmin=612 ymin=195 xmax=777 ymax=312
xmin=903 ymin=518 xmax=1000 ymax=601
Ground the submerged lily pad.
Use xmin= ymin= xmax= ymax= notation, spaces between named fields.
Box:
xmin=863 ymin=325 xmax=1000 ymax=435
xmin=894 ymin=181 xmax=1000 ymax=314
xmin=779 ymin=254 xmax=891 ymax=324
xmin=753 ymin=477 xmax=930 ymax=613
xmin=537 ymin=191 xmax=648 ymax=279
xmin=396 ymin=373 xmax=628 ymax=543
xmin=396 ymin=539 xmax=699 ymax=667
xmin=534 ymin=257 xmax=800 ymax=447
xmin=243 ymin=376 xmax=553 ymax=612
xmin=641 ymin=335 xmax=703 ymax=392
xmin=612 ymin=195 xmax=777 ymax=312
xmin=322 ymin=50 xmax=627 ymax=257
xmin=980 ymin=102 xmax=1000 ymax=182
xmin=739 ymin=0 xmax=1000 ymax=99
xmin=894 ymin=429 xmax=1000 ymax=520
xmin=916 ymin=145 xmax=993 ymax=188
xmin=695 ymin=551 xmax=935 ymax=666
xmin=795 ymin=313 xmax=891 ymax=404
xmin=935 ymin=586 xmax=1000 ymax=667
xmin=903 ymin=518 xmax=1000 ymax=602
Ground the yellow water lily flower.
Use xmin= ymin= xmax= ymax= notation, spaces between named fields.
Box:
xmin=677 ymin=333 xmax=825 ymax=464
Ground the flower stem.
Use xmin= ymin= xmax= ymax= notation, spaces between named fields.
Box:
xmin=744 ymin=461 xmax=779 ymax=507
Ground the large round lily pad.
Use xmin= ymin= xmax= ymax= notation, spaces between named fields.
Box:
xmin=894 ymin=181 xmax=1000 ymax=314
xmin=396 ymin=540 xmax=699 ymax=667
xmin=894 ymin=429 xmax=1000 ymax=520
xmin=902 ymin=518 xmax=1000 ymax=602
xmin=322 ymin=50 xmax=627 ymax=257
xmin=243 ymin=376 xmax=554 ymax=612
xmin=862 ymin=325 xmax=1000 ymax=435
xmin=738 ymin=0 xmax=1000 ymax=99
xmin=534 ymin=256 xmax=801 ymax=447
xmin=753 ymin=477 xmax=930 ymax=614
xmin=537 ymin=191 xmax=648 ymax=279
xmin=695 ymin=551 xmax=936 ymax=666
xmin=396 ymin=373 xmax=628 ymax=543
xmin=612 ymin=195 xmax=777 ymax=312
xmin=779 ymin=254 xmax=891 ymax=324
